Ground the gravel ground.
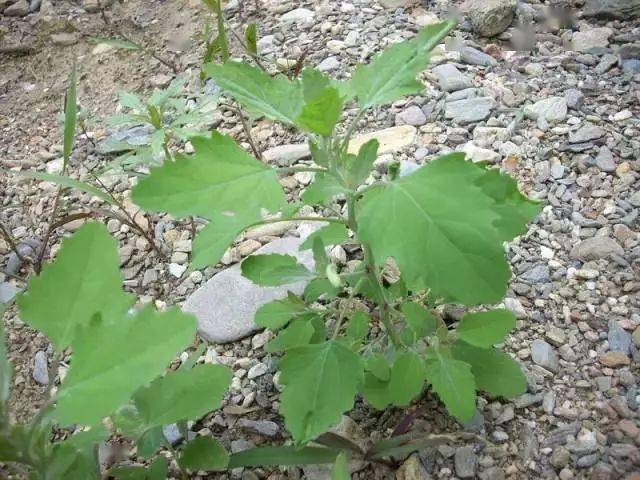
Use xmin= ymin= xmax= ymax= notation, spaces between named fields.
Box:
xmin=1 ymin=0 xmax=639 ymax=479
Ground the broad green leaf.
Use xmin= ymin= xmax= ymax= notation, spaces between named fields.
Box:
xmin=309 ymin=138 xmax=330 ymax=167
xmin=362 ymin=351 xmax=426 ymax=409
xmin=312 ymin=237 xmax=329 ymax=272
xmin=332 ymin=452 xmax=351 ymax=480
xmin=357 ymin=153 xmax=539 ymax=305
xmin=241 ymin=254 xmax=315 ymax=287
xmin=302 ymin=174 xmax=350 ymax=205
xmin=88 ymin=36 xmax=142 ymax=50
xmin=457 ymin=309 xmax=516 ymax=348
xmin=133 ymin=364 xmax=231 ymax=427
xmin=132 ymin=132 xmax=285 ymax=218
xmin=301 ymin=68 xmax=332 ymax=102
xmin=349 ymin=21 xmax=455 ymax=108
xmin=451 ymin=341 xmax=526 ymax=398
xmin=245 ymin=22 xmax=258 ymax=55
xmin=254 ymin=295 xmax=305 ymax=330
xmin=365 ymin=353 xmax=390 ymax=381
xmin=401 ymin=302 xmax=437 ymax=342
xmin=179 ymin=436 xmax=229 ymax=471
xmin=18 ymin=223 xmax=134 ymax=350
xmin=266 ymin=320 xmax=315 ymax=352
xmin=300 ymin=223 xmax=350 ymax=250
xmin=345 ymin=311 xmax=369 ymax=344
xmin=192 ymin=210 xmax=260 ymax=268
xmin=424 ymin=349 xmax=476 ymax=421
xmin=279 ymin=340 xmax=363 ymax=444
xmin=204 ymin=61 xmax=303 ymax=124
xmin=344 ymin=139 xmax=378 ymax=189
xmin=63 ymin=65 xmax=77 ymax=166
xmin=110 ymin=458 xmax=168 ymax=480
xmin=304 ymin=278 xmax=340 ymax=302
xmin=55 ymin=306 xmax=197 ymax=426
xmin=229 ymin=446 xmax=340 ymax=468
xmin=0 ymin=169 xmax=117 ymax=206
xmin=296 ymin=87 xmax=344 ymax=136
xmin=47 ymin=441 xmax=100 ymax=480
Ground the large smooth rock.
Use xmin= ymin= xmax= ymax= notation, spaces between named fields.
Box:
xmin=348 ymin=125 xmax=417 ymax=155
xmin=445 ymin=97 xmax=496 ymax=124
xmin=0 ymin=282 xmax=20 ymax=304
xmin=568 ymin=123 xmax=606 ymax=143
xmin=262 ymin=144 xmax=310 ymax=166
xmin=584 ymin=0 xmax=640 ymax=18
xmin=462 ymin=0 xmax=517 ymax=37
xmin=183 ymin=229 xmax=315 ymax=343
xmin=4 ymin=0 xmax=29 ymax=15
xmin=523 ymin=97 xmax=567 ymax=124
xmin=379 ymin=0 xmax=418 ymax=8
xmin=531 ymin=339 xmax=559 ymax=373
xmin=279 ymin=7 xmax=315 ymax=24
xmin=432 ymin=64 xmax=474 ymax=92
xmin=571 ymin=27 xmax=613 ymax=53
xmin=570 ymin=236 xmax=623 ymax=261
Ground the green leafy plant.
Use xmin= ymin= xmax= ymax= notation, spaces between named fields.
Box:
xmin=131 ymin=17 xmax=541 ymax=467
xmin=98 ymin=78 xmax=218 ymax=171
xmin=0 ymin=222 xmax=231 ymax=478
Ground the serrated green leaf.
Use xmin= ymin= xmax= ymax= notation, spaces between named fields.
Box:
xmin=332 ymin=452 xmax=351 ymax=480
xmin=266 ymin=319 xmax=315 ymax=352
xmin=424 ymin=349 xmax=476 ymax=421
xmin=300 ymin=223 xmax=349 ymax=251
xmin=119 ymin=91 xmax=145 ymax=111
xmin=362 ymin=351 xmax=426 ymax=409
xmin=296 ymin=87 xmax=344 ymax=137
xmin=344 ymin=139 xmax=378 ymax=189
xmin=229 ymin=445 xmax=340 ymax=468
xmin=245 ymin=22 xmax=258 ymax=55
xmin=349 ymin=21 xmax=455 ymax=108
xmin=401 ymin=302 xmax=437 ymax=343
xmin=63 ymin=65 xmax=77 ymax=166
xmin=88 ymin=36 xmax=142 ymax=50
xmin=55 ymin=306 xmax=197 ymax=426
xmin=0 ymin=169 xmax=118 ymax=206
xmin=357 ymin=153 xmax=539 ymax=305
xmin=254 ymin=295 xmax=305 ymax=330
xmin=148 ymin=77 xmax=186 ymax=108
xmin=132 ymin=132 xmax=285 ymax=218
xmin=179 ymin=436 xmax=229 ymax=471
xmin=133 ymin=364 xmax=230 ymax=427
xmin=192 ymin=210 xmax=260 ymax=268
xmin=241 ymin=254 xmax=315 ymax=287
xmin=18 ymin=223 xmax=134 ymax=350
xmin=302 ymin=174 xmax=350 ymax=205
xmin=457 ymin=309 xmax=516 ymax=348
xmin=279 ymin=340 xmax=363 ymax=445
xmin=451 ymin=341 xmax=526 ymax=398
xmin=204 ymin=61 xmax=303 ymax=124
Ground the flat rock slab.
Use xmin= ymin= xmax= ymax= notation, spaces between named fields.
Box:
xmin=183 ymin=228 xmax=315 ymax=344
xmin=348 ymin=125 xmax=417 ymax=155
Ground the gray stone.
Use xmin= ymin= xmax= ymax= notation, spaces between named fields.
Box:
xmin=461 ymin=409 xmax=485 ymax=432
xmin=445 ymin=97 xmax=495 ymax=123
xmin=262 ymin=143 xmax=310 ymax=166
xmin=162 ymin=424 xmax=183 ymax=444
xmin=479 ymin=467 xmax=505 ymax=480
xmin=569 ymin=124 xmax=606 ymax=143
xmin=247 ymin=362 xmax=268 ymax=379
xmin=0 ymin=282 xmax=20 ymax=304
xmin=457 ymin=142 xmax=501 ymax=163
xmin=622 ymin=59 xmax=640 ymax=73
xmin=317 ymin=56 xmax=340 ymax=72
xmin=183 ymin=229 xmax=315 ymax=343
xmin=459 ymin=46 xmax=497 ymax=66
xmin=396 ymin=106 xmax=427 ymax=126
xmin=399 ymin=160 xmax=420 ymax=178
xmin=565 ymin=89 xmax=584 ymax=110
xmin=396 ymin=453 xmax=430 ymax=480
xmin=4 ymin=0 xmax=29 ymax=16
xmin=608 ymin=321 xmax=632 ymax=354
xmin=32 ymin=351 xmax=49 ymax=386
xmin=514 ymin=392 xmax=544 ymax=408
xmin=379 ymin=0 xmax=418 ymax=7
xmin=595 ymin=54 xmax=618 ymax=74
xmin=524 ymin=97 xmax=567 ymax=124
xmin=238 ymin=419 xmax=279 ymax=437
xmin=454 ymin=445 xmax=477 ymax=478
xmin=571 ymin=28 xmax=613 ymax=53
xmin=432 ymin=64 xmax=474 ymax=92
xmin=617 ymin=43 xmax=640 ymax=60
xmin=50 ymin=32 xmax=79 ymax=47
xmin=463 ymin=0 xmax=517 ymax=37
xmin=550 ymin=446 xmax=570 ymax=469
xmin=570 ymin=237 xmax=623 ymax=261
xmin=520 ymin=264 xmax=550 ymax=283
xmin=595 ymin=146 xmax=616 ymax=172
xmin=531 ymin=339 xmax=559 ymax=373
xmin=279 ymin=7 xmax=314 ymax=24
xmin=576 ymin=453 xmax=600 ymax=468
xmin=584 ymin=0 xmax=640 ymax=19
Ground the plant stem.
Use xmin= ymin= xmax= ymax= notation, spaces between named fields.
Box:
xmin=0 ymin=221 xmax=25 ymax=264
xmin=246 ymin=216 xmax=347 ymax=230
xmin=339 ymin=108 xmax=366 ymax=156
xmin=232 ymin=103 xmax=262 ymax=160
xmin=212 ymin=0 xmax=230 ymax=62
